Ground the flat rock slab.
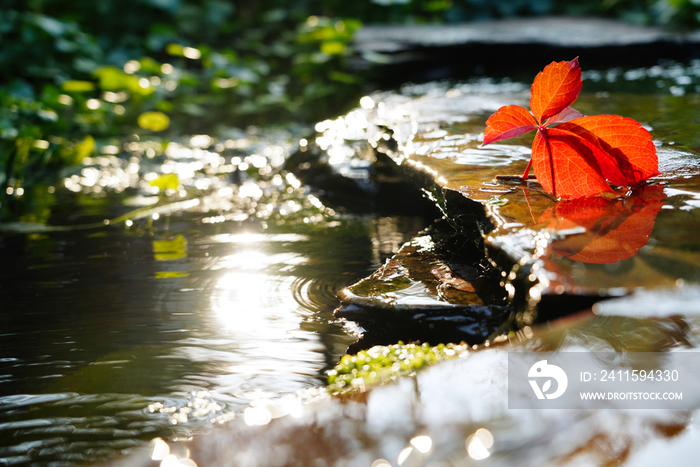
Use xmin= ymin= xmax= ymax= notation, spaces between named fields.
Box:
xmin=353 ymin=17 xmax=700 ymax=81
xmin=356 ymin=17 xmax=695 ymax=52
xmin=325 ymin=76 xmax=700 ymax=331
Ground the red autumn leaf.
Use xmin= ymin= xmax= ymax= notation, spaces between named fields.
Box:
xmin=530 ymin=58 xmax=582 ymax=124
xmin=483 ymin=105 xmax=537 ymax=145
xmin=482 ymin=58 xmax=660 ymax=199
xmin=540 ymin=185 xmax=666 ymax=264
xmin=555 ymin=115 xmax=660 ymax=187
xmin=544 ymin=106 xmax=583 ymax=125
xmin=532 ymin=128 xmax=614 ymax=199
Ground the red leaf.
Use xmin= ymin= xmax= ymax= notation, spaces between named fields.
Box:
xmin=556 ymin=115 xmax=659 ymax=187
xmin=541 ymin=186 xmax=666 ymax=264
xmin=481 ymin=58 xmax=660 ymax=199
xmin=545 ymin=106 xmax=583 ymax=125
xmin=483 ymin=105 xmax=537 ymax=145
xmin=532 ymin=128 xmax=614 ymax=199
xmin=530 ymin=58 xmax=582 ymax=124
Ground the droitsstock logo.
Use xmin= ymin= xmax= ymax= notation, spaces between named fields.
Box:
xmin=528 ymin=360 xmax=568 ymax=400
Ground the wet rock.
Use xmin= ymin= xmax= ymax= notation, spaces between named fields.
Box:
xmin=319 ymin=75 xmax=700 ymax=331
xmin=356 ymin=17 xmax=689 ymax=52
xmin=354 ymin=17 xmax=700 ymax=83
xmin=335 ymin=222 xmax=512 ymax=348
xmin=431 ymin=263 xmax=485 ymax=293
xmin=284 ymin=141 xmax=440 ymax=218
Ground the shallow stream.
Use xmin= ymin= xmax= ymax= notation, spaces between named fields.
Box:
xmin=2 ymin=60 xmax=700 ymax=466
xmin=0 ymin=130 xmax=435 ymax=464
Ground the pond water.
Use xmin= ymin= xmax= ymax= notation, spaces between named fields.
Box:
xmin=0 ymin=129 xmax=434 ymax=464
xmin=2 ymin=59 xmax=700 ymax=466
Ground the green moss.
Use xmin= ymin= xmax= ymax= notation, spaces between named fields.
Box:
xmin=349 ymin=275 xmax=414 ymax=296
xmin=327 ymin=341 xmax=468 ymax=394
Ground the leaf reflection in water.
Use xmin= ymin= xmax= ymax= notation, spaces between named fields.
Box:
xmin=540 ymin=185 xmax=666 ymax=264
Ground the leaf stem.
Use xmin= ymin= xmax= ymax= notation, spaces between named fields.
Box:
xmin=521 ymin=187 xmax=536 ymax=224
xmin=521 ymin=158 xmax=533 ymax=180
xmin=539 ymin=128 xmax=557 ymax=198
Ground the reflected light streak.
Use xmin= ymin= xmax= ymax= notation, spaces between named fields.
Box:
xmin=397 ymin=447 xmax=413 ymax=465
xmin=204 ymin=241 xmax=329 ymax=400
xmin=410 ymin=435 xmax=432 ymax=453
xmin=466 ymin=428 xmax=494 ymax=460
xmin=360 ymin=96 xmax=375 ymax=109
xmin=160 ymin=455 xmax=197 ymax=467
xmin=212 ymin=271 xmax=301 ymax=337
xmin=151 ymin=438 xmax=170 ymax=460
xmin=467 ymin=437 xmax=490 ymax=460
xmin=151 ymin=438 xmax=198 ymax=467
xmin=244 ymin=406 xmax=272 ymax=426
xmin=211 ymin=251 xmax=305 ymax=271
xmin=210 ymin=244 xmax=311 ymax=340
xmin=209 ymin=233 xmax=309 ymax=244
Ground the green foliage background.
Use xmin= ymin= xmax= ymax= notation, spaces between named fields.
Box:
xmin=0 ymin=0 xmax=698 ymax=193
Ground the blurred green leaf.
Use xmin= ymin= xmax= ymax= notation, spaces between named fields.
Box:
xmin=165 ymin=43 xmax=185 ymax=56
xmin=329 ymin=70 xmax=358 ymax=84
xmin=93 ymin=66 xmax=153 ymax=95
xmin=139 ymin=56 xmax=163 ymax=74
xmin=320 ymin=41 xmax=345 ymax=55
xmin=7 ymin=80 xmax=35 ymax=100
xmin=137 ymin=111 xmax=170 ymax=131
xmin=422 ymin=0 xmax=453 ymax=11
xmin=148 ymin=173 xmax=180 ymax=192
xmin=61 ymin=80 xmax=96 ymax=92
xmin=156 ymin=100 xmax=174 ymax=112
xmin=60 ymin=135 xmax=95 ymax=166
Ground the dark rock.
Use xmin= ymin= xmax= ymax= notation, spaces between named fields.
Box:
xmin=353 ymin=17 xmax=700 ymax=83
xmin=335 ymin=221 xmax=512 ymax=348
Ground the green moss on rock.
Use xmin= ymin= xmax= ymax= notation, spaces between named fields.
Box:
xmin=327 ymin=341 xmax=468 ymax=394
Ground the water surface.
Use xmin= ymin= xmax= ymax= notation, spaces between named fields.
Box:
xmin=3 ymin=59 xmax=700 ymax=466
xmin=0 ymin=130 xmax=432 ymax=465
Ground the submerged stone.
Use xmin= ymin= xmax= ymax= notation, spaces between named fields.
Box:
xmin=335 ymin=222 xmax=512 ymax=347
